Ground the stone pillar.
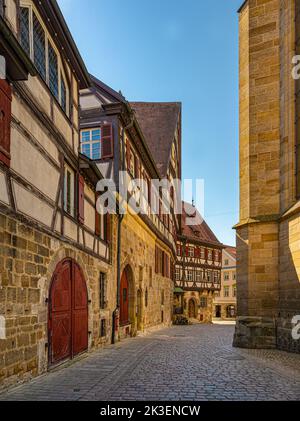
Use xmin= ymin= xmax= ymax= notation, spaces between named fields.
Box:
xmin=234 ymin=0 xmax=281 ymax=349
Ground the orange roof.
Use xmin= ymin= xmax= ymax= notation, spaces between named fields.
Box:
xmin=180 ymin=202 xmax=222 ymax=246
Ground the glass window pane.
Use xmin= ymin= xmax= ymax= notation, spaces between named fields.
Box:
xmin=48 ymin=43 xmax=58 ymax=100
xmin=92 ymin=142 xmax=101 ymax=160
xmin=33 ymin=12 xmax=46 ymax=81
xmin=81 ymin=131 xmax=90 ymax=142
xmin=92 ymin=129 xmax=101 ymax=140
xmin=61 ymin=74 xmax=67 ymax=113
xmin=20 ymin=8 xmax=30 ymax=57
xmin=82 ymin=143 xmax=91 ymax=158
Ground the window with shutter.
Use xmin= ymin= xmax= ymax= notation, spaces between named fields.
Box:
xmin=78 ymin=175 xmax=85 ymax=224
xmin=0 ymin=80 xmax=12 ymax=167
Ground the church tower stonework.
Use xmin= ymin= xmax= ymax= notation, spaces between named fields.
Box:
xmin=234 ymin=0 xmax=300 ymax=353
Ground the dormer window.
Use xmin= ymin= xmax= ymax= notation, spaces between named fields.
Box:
xmin=19 ymin=4 xmax=69 ymax=116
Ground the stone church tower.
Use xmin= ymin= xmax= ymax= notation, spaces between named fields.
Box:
xmin=234 ymin=0 xmax=300 ymax=353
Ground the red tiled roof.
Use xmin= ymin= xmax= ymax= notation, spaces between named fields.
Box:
xmin=181 ymin=202 xmax=222 ymax=246
xmin=130 ymin=102 xmax=181 ymax=177
xmin=224 ymin=246 xmax=236 ymax=259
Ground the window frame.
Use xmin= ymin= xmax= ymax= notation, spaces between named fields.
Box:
xmin=81 ymin=128 xmax=102 ymax=160
xmin=19 ymin=3 xmax=70 ymax=116
xmin=63 ymin=163 xmax=75 ymax=218
xmin=224 ymin=286 xmax=230 ymax=298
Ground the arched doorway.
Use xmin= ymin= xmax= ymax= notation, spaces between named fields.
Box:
xmin=48 ymin=259 xmax=88 ymax=366
xmin=120 ymin=269 xmax=129 ymax=325
xmin=188 ymin=299 xmax=196 ymax=318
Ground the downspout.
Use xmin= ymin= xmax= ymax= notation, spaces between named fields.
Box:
xmin=112 ymin=110 xmax=134 ymax=344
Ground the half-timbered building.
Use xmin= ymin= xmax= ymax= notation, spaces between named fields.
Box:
xmin=0 ymin=0 xmax=114 ymax=388
xmin=174 ymin=202 xmax=223 ymax=323
xmin=80 ymin=77 xmax=182 ymax=338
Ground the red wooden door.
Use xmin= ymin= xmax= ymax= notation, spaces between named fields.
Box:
xmin=49 ymin=259 xmax=88 ymax=365
xmin=49 ymin=260 xmax=72 ymax=364
xmin=120 ymin=271 xmax=129 ymax=325
xmin=72 ymin=263 xmax=88 ymax=356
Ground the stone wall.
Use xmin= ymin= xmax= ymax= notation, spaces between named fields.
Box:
xmin=182 ymin=291 xmax=214 ymax=323
xmin=235 ymin=0 xmax=300 ymax=353
xmin=118 ymin=212 xmax=174 ymax=339
xmin=0 ymin=213 xmax=114 ymax=390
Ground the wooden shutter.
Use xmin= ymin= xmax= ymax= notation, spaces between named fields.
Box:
xmin=134 ymin=155 xmax=140 ymax=179
xmin=0 ymin=80 xmax=12 ymax=167
xmin=126 ymin=139 xmax=131 ymax=170
xmin=78 ymin=175 xmax=85 ymax=224
xmin=101 ymin=123 xmax=113 ymax=159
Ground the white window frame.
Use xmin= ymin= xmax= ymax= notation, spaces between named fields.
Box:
xmin=20 ymin=2 xmax=69 ymax=116
xmin=187 ymin=270 xmax=193 ymax=282
xmin=188 ymin=247 xmax=194 ymax=258
xmin=81 ymin=128 xmax=102 ymax=160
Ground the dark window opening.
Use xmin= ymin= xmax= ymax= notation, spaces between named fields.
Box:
xmin=100 ymin=319 xmax=106 ymax=338
xmin=100 ymin=272 xmax=107 ymax=310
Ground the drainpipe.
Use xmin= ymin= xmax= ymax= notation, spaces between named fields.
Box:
xmin=112 ymin=110 xmax=134 ymax=344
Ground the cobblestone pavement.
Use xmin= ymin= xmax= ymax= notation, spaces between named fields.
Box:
xmin=1 ymin=324 xmax=300 ymax=401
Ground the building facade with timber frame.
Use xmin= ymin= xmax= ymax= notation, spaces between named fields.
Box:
xmin=174 ymin=202 xmax=223 ymax=323
xmin=0 ymin=0 xmax=115 ymax=389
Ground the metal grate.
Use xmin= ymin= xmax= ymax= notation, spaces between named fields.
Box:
xmin=20 ymin=7 xmax=30 ymax=56
xmin=48 ymin=42 xmax=58 ymax=100
xmin=33 ymin=12 xmax=46 ymax=81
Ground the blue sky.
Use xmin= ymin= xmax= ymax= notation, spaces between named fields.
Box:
xmin=58 ymin=0 xmax=241 ymax=246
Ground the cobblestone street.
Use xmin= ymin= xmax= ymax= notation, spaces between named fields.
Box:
xmin=1 ymin=325 xmax=300 ymax=401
